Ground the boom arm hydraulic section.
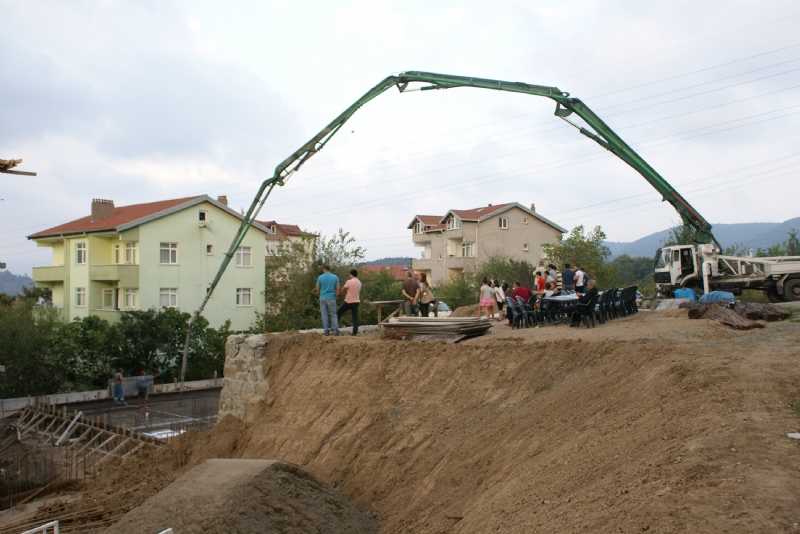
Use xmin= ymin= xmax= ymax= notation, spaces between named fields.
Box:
xmin=179 ymin=71 xmax=719 ymax=384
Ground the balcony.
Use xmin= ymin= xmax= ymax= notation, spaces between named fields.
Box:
xmin=90 ymin=309 xmax=123 ymax=323
xmin=441 ymin=256 xmax=476 ymax=270
xmin=89 ymin=264 xmax=140 ymax=286
xmin=32 ymin=265 xmax=65 ymax=283
xmin=412 ymin=258 xmax=435 ymax=271
xmin=412 ymin=232 xmax=434 ymax=244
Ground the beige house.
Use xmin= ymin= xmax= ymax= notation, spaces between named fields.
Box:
xmin=257 ymin=220 xmax=309 ymax=258
xmin=408 ymin=203 xmax=567 ymax=284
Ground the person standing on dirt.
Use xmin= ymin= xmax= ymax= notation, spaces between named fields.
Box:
xmin=573 ymin=266 xmax=586 ymax=294
xmin=501 ymin=279 xmax=509 ymax=294
xmin=316 ymin=264 xmax=341 ymax=336
xmin=135 ymin=371 xmax=159 ymax=410
xmin=493 ymin=280 xmax=506 ymax=321
xmin=337 ymin=269 xmax=362 ymax=336
xmin=562 ymin=263 xmax=576 ymax=293
xmin=479 ymin=277 xmax=496 ymax=320
xmin=401 ymin=270 xmax=419 ymax=317
xmin=417 ymin=272 xmax=435 ymax=318
xmin=112 ymin=368 xmax=126 ymax=406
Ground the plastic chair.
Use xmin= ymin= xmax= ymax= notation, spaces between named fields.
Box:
xmin=505 ymin=297 xmax=525 ymax=329
xmin=573 ymin=294 xmax=601 ymax=328
xmin=514 ymin=296 xmax=533 ymax=328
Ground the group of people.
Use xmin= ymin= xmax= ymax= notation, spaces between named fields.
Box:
xmin=111 ymin=368 xmax=159 ymax=409
xmin=401 ymin=270 xmax=436 ymax=317
xmin=315 ymin=265 xmax=363 ymax=336
xmin=478 ymin=261 xmax=597 ymax=327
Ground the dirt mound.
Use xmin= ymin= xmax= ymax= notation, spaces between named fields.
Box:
xmin=22 ymin=315 xmax=800 ymax=533
xmin=106 ymin=459 xmax=377 ymax=533
xmin=449 ymin=303 xmax=480 ymax=317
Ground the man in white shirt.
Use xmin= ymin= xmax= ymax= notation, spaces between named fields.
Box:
xmin=573 ymin=267 xmax=585 ymax=293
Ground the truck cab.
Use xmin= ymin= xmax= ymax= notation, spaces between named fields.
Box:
xmin=653 ymin=245 xmax=698 ymax=293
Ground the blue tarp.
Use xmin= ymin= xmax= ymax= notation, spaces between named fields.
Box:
xmin=674 ymin=288 xmax=696 ymax=301
xmin=699 ymin=290 xmax=736 ymax=303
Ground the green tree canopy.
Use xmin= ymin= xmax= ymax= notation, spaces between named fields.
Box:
xmin=543 ymin=225 xmax=613 ymax=287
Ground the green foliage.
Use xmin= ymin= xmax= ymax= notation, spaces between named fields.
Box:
xmin=662 ymin=224 xmax=695 ymax=246
xmin=543 ymin=225 xmax=613 ymax=288
xmin=433 ymin=271 xmax=479 ymax=310
xmin=476 ymin=254 xmax=536 ymax=290
xmin=723 ymin=242 xmax=748 ymax=257
xmin=0 ymin=305 xmax=230 ymax=399
xmin=756 ymin=228 xmax=800 ymax=257
xmin=608 ymin=254 xmax=655 ymax=296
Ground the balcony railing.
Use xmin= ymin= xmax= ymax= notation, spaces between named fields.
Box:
xmin=89 ymin=264 xmax=139 ymax=286
xmin=32 ymin=265 xmax=65 ymax=283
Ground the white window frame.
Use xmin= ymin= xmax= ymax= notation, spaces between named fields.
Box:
xmin=160 ymin=243 xmax=178 ymax=264
xmin=523 ymin=218 xmax=529 ymax=224
xmin=438 ymin=253 xmax=442 ymax=261
xmin=75 ymin=287 xmax=86 ymax=307
xmin=102 ymin=289 xmax=114 ymax=310
xmin=267 ymin=224 xmax=276 ymax=234
xmin=124 ymin=288 xmax=137 ymax=310
xmin=446 ymin=216 xmax=461 ymax=230
xmin=265 ymin=241 xmax=281 ymax=257
xmin=414 ymin=220 xmax=425 ymax=234
xmin=206 ymin=244 xmax=213 ymax=255
xmin=461 ymin=242 xmax=475 ymax=258
xmin=236 ymin=288 xmax=252 ymax=306
xmin=236 ymin=246 xmax=252 ymax=267
xmin=125 ymin=242 xmax=136 ymax=264
xmin=523 ymin=243 xmax=529 ymax=251
xmin=75 ymin=243 xmax=87 ymax=265
xmin=499 ymin=217 xmax=508 ymax=229
xmin=159 ymin=288 xmax=178 ymax=308
xmin=113 ymin=243 xmax=121 ymax=264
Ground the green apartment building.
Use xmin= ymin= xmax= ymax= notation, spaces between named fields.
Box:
xmin=28 ymin=195 xmax=267 ymax=332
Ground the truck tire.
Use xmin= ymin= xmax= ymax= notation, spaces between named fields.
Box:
xmin=784 ymin=279 xmax=800 ymax=302
xmin=767 ymin=288 xmax=786 ymax=303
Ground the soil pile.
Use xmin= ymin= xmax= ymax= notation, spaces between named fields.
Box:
xmin=449 ymin=303 xmax=480 ymax=317
xmin=105 ymin=459 xmax=377 ymax=533
xmin=13 ymin=309 xmax=800 ymax=533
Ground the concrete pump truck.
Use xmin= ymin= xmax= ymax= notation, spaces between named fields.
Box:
xmin=179 ymin=71 xmax=800 ymax=383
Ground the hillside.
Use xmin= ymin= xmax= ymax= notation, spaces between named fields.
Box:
xmin=0 ymin=270 xmax=33 ymax=296
xmin=52 ymin=310 xmax=800 ymax=533
xmin=607 ymin=216 xmax=800 ymax=258
xmin=364 ymin=257 xmax=411 ymax=266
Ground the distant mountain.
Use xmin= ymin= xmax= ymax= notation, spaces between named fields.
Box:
xmin=364 ymin=257 xmax=412 ymax=266
xmin=606 ymin=217 xmax=800 ymax=259
xmin=0 ymin=270 xmax=33 ymax=296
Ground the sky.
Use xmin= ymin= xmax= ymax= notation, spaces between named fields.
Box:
xmin=2 ymin=0 xmax=799 ymax=274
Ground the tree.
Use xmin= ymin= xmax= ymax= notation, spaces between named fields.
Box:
xmin=662 ymin=223 xmax=695 ymax=247
xmin=48 ymin=315 xmax=120 ymax=391
xmin=543 ymin=225 xmax=613 ymax=287
xmin=476 ymin=254 xmax=536 ymax=290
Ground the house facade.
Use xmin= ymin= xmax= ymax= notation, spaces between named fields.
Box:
xmin=28 ymin=195 xmax=268 ymax=331
xmin=257 ymin=220 xmax=310 ymax=258
xmin=408 ymin=202 xmax=567 ymax=284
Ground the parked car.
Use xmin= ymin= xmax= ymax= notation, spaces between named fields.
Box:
xmin=436 ymin=301 xmax=452 ymax=317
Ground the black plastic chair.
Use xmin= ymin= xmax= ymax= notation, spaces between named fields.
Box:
xmin=526 ymin=295 xmax=545 ymax=327
xmin=574 ymin=294 xmax=601 ymax=328
xmin=514 ymin=296 xmax=533 ymax=328
xmin=505 ymin=297 xmax=525 ymax=329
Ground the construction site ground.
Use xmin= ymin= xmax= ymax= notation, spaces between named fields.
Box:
xmin=3 ymin=302 xmax=800 ymax=533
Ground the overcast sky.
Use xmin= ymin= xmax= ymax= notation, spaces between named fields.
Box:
xmin=2 ymin=0 xmax=799 ymax=274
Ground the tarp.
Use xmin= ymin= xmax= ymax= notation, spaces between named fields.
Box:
xmin=699 ymin=291 xmax=736 ymax=303
xmin=674 ymin=288 xmax=696 ymax=301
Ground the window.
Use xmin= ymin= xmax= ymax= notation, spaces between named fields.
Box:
xmin=236 ymin=288 xmax=252 ymax=306
xmin=125 ymin=242 xmax=136 ymax=264
xmin=199 ymin=211 xmax=207 ymax=221
xmin=76 ymin=243 xmax=86 ymax=264
xmin=414 ymin=220 xmax=425 ymax=234
xmin=159 ymin=288 xmax=178 ymax=308
xmin=499 ymin=217 xmax=508 ymax=229
xmin=461 ymin=242 xmax=475 ymax=258
xmin=523 ymin=218 xmax=529 ymax=224
xmin=113 ymin=243 xmax=121 ymax=264
xmin=523 ymin=244 xmax=529 ymax=251
xmin=206 ymin=244 xmax=213 ymax=255
xmin=236 ymin=246 xmax=252 ymax=266
xmin=265 ymin=241 xmax=281 ymax=256
xmin=160 ymin=243 xmax=178 ymax=264
xmin=75 ymin=287 xmax=86 ymax=307
xmin=267 ymin=224 xmax=276 ymax=234
xmin=124 ymin=288 xmax=137 ymax=309
xmin=102 ymin=289 xmax=114 ymax=310
xmin=446 ymin=216 xmax=461 ymax=230
xmin=438 ymin=253 xmax=442 ymax=261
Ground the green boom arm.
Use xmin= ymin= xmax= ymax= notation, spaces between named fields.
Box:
xmin=178 ymin=71 xmax=718 ymax=385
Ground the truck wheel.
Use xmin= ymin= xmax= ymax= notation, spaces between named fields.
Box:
xmin=767 ymin=291 xmax=782 ymax=303
xmin=784 ymin=279 xmax=800 ymax=302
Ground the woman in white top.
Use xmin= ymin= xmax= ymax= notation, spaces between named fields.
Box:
xmin=478 ymin=277 xmax=496 ymax=320
xmin=492 ymin=280 xmax=505 ymax=322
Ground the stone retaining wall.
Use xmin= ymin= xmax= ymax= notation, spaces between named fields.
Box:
xmin=218 ymin=334 xmax=271 ymax=419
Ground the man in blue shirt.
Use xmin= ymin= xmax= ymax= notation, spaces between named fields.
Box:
xmin=561 ymin=263 xmax=576 ymax=292
xmin=315 ymin=264 xmax=341 ymax=336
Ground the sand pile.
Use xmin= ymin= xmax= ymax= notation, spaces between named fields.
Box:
xmin=449 ymin=303 xmax=480 ymax=317
xmin=10 ymin=310 xmax=800 ymax=533
xmin=105 ymin=459 xmax=377 ymax=533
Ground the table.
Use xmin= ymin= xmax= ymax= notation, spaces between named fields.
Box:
xmin=364 ymin=300 xmax=405 ymax=326
xmin=539 ymin=294 xmax=579 ymax=324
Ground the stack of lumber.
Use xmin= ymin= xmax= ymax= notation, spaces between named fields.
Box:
xmin=382 ymin=317 xmax=492 ymax=342
xmin=733 ymin=301 xmax=792 ymax=322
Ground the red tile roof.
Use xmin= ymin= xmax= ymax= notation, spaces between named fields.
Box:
xmin=28 ymin=197 xmax=202 ymax=239
xmin=447 ymin=203 xmax=511 ymax=222
xmin=257 ymin=221 xmax=305 ymax=237
xmin=361 ymin=265 xmax=409 ymax=281
xmin=424 ymin=223 xmax=445 ymax=233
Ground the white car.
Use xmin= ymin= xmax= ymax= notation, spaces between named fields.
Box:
xmin=436 ymin=301 xmax=452 ymax=317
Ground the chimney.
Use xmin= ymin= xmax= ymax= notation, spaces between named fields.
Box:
xmin=91 ymin=199 xmax=115 ymax=221
xmin=217 ymin=195 xmax=228 ymax=206
xmin=488 ymin=203 xmax=492 ymax=207
xmin=530 ymin=203 xmax=536 ymax=212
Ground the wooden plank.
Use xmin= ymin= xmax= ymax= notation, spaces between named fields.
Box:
xmin=75 ymin=430 xmax=105 ymax=456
